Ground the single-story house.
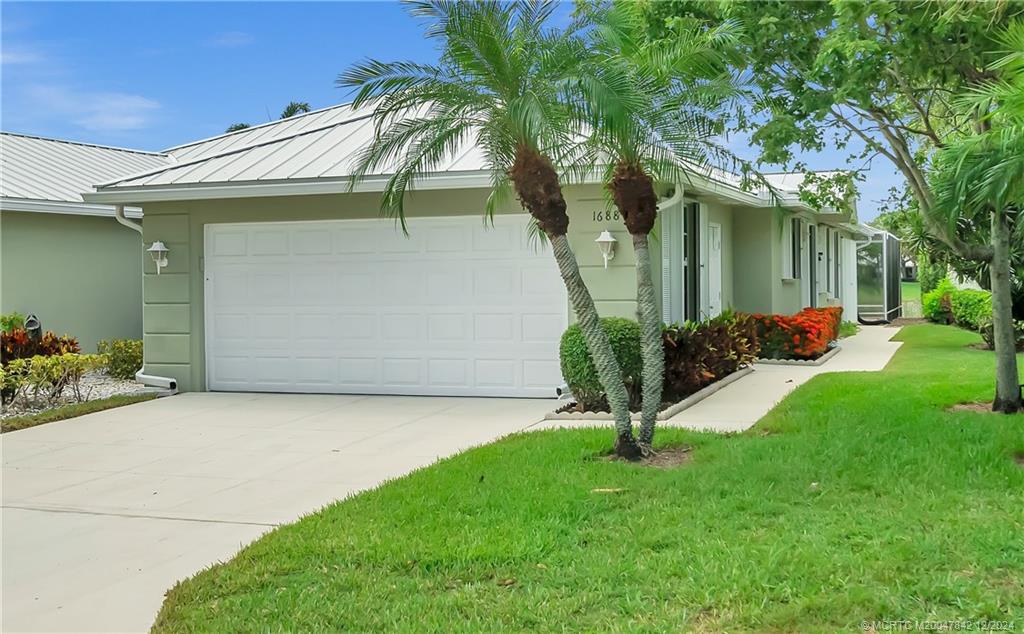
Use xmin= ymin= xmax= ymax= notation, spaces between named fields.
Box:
xmin=0 ymin=133 xmax=171 ymax=351
xmin=83 ymin=104 xmax=864 ymax=396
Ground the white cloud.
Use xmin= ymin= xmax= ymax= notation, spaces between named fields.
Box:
xmin=205 ymin=31 xmax=254 ymax=48
xmin=26 ymin=85 xmax=161 ymax=131
xmin=1 ymin=47 xmax=43 ymax=65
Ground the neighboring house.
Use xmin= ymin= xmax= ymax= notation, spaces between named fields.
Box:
xmin=84 ymin=104 xmax=863 ymax=396
xmin=0 ymin=133 xmax=171 ymax=351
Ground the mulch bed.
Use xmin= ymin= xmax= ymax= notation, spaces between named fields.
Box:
xmin=946 ymin=401 xmax=1024 ymax=414
xmin=604 ymin=445 xmax=693 ymax=469
xmin=889 ymin=317 xmax=929 ymax=327
xmin=948 ymin=402 xmax=996 ymax=413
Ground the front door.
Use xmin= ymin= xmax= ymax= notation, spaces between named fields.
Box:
xmin=707 ymin=222 xmax=723 ymax=317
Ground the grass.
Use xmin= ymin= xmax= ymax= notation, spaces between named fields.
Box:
xmin=1 ymin=392 xmax=157 ymax=433
xmin=153 ymin=325 xmax=1024 ymax=632
xmin=903 ymin=280 xmax=922 ymax=303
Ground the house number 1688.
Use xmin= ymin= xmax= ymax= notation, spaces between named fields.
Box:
xmin=593 ymin=210 xmax=621 ymax=222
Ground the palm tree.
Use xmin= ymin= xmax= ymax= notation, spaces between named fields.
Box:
xmin=225 ymin=101 xmax=312 ymax=133
xmin=928 ymin=21 xmax=1024 ymax=413
xmin=280 ymin=101 xmax=311 ymax=119
xmin=573 ymin=4 xmax=744 ymax=450
xmin=339 ymin=0 xmax=643 ymax=458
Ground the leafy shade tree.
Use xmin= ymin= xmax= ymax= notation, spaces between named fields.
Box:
xmin=577 ymin=3 xmax=742 ymax=452
xmin=339 ymin=0 xmax=643 ymax=458
xmin=929 ymin=21 xmax=1024 ymax=413
xmin=225 ymin=101 xmax=313 ymax=133
xmin=647 ymin=0 xmax=1024 ymax=412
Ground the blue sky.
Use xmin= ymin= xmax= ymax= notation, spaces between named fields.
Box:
xmin=2 ymin=1 xmax=899 ymax=219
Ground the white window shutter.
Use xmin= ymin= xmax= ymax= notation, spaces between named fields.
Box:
xmin=662 ymin=214 xmax=672 ymax=323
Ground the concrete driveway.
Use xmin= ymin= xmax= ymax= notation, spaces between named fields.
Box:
xmin=1 ymin=392 xmax=554 ymax=633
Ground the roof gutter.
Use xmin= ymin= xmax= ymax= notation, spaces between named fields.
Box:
xmin=112 ymin=204 xmax=179 ymax=393
xmin=113 ymin=203 xmax=143 ymax=234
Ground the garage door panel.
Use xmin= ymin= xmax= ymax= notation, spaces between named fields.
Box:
xmin=206 ymin=216 xmax=566 ymax=397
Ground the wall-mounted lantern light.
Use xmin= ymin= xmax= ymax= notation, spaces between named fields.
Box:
xmin=147 ymin=241 xmax=169 ymax=275
xmin=595 ymin=230 xmax=617 ymax=269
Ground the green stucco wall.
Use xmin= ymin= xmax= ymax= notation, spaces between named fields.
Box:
xmin=0 ymin=210 xmax=143 ymax=351
xmin=134 ymin=185 xmax=854 ymax=392
xmin=139 ymin=185 xmax=649 ymax=391
xmin=731 ymin=207 xmax=774 ymax=314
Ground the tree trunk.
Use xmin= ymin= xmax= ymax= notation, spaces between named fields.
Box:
xmin=989 ymin=208 xmax=1021 ymax=413
xmin=550 ymin=234 xmax=640 ymax=459
xmin=633 ymin=233 xmax=664 ymax=452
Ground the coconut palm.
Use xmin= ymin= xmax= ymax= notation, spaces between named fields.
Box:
xmin=571 ymin=4 xmax=744 ymax=450
xmin=338 ymin=0 xmax=643 ymax=457
xmin=928 ymin=20 xmax=1024 ymax=413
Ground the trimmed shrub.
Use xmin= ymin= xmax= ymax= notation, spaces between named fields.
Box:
xmin=1 ymin=329 xmax=80 ymax=365
xmin=749 ymin=306 xmax=843 ymax=360
xmin=922 ymin=278 xmax=957 ymax=323
xmin=98 ymin=339 xmax=143 ymax=380
xmin=662 ymin=310 xmax=759 ymax=401
xmin=949 ymin=289 xmax=992 ymax=330
xmin=559 ymin=317 xmax=642 ymax=411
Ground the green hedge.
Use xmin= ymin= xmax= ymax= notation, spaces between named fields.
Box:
xmin=950 ymin=289 xmax=992 ymax=330
xmin=97 ymin=339 xmax=143 ymax=380
xmin=559 ymin=317 xmax=642 ymax=411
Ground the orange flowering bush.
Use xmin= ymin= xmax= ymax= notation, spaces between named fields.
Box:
xmin=748 ymin=307 xmax=843 ymax=360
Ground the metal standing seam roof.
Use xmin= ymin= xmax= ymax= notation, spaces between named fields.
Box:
xmin=88 ymin=102 xmax=797 ymax=205
xmin=0 ymin=132 xmax=171 ymax=204
xmin=97 ymin=102 xmax=491 ymax=190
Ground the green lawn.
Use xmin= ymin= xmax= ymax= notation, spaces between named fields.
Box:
xmin=903 ymin=280 xmax=922 ymax=302
xmin=154 ymin=325 xmax=1024 ymax=632
xmin=1 ymin=393 xmax=157 ymax=433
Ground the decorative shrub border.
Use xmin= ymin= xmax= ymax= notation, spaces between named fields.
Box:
xmin=756 ymin=345 xmax=842 ymax=366
xmin=544 ymin=365 xmax=754 ymax=422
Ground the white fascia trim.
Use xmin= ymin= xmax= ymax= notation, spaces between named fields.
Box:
xmin=0 ymin=197 xmax=143 ymax=218
xmin=83 ymin=170 xmax=831 ymax=215
xmin=83 ymin=172 xmax=497 ymax=204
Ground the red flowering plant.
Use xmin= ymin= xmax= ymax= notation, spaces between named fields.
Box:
xmin=747 ymin=307 xmax=843 ymax=360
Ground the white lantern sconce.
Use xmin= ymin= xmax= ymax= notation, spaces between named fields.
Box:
xmin=148 ymin=241 xmax=169 ymax=275
xmin=595 ymin=230 xmax=617 ymax=269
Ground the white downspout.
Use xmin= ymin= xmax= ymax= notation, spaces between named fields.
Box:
xmin=114 ymin=204 xmax=178 ymax=392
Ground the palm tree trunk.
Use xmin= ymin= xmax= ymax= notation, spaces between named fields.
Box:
xmin=550 ymin=234 xmax=640 ymax=458
xmin=633 ymin=233 xmax=663 ymax=452
xmin=989 ymin=208 xmax=1021 ymax=413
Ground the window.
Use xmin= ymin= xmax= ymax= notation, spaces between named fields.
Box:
xmin=825 ymin=228 xmax=833 ymax=293
xmin=782 ymin=216 xmax=802 ymax=280
xmin=834 ymin=233 xmax=842 ymax=294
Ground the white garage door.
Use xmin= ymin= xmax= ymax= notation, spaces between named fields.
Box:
xmin=203 ymin=216 xmax=567 ymax=397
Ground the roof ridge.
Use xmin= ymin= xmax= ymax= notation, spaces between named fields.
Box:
xmin=98 ymin=110 xmax=375 ymax=188
xmin=162 ymin=102 xmax=356 ymax=153
xmin=0 ymin=131 xmax=167 ymax=157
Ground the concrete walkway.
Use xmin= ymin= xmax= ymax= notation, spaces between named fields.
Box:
xmin=1 ymin=326 xmax=902 ymax=633
xmin=533 ymin=325 xmax=904 ymax=433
